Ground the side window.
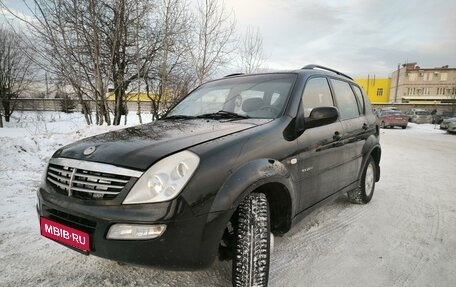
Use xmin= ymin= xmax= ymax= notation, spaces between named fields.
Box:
xmin=351 ymin=85 xmax=365 ymax=114
xmin=302 ymin=77 xmax=334 ymax=117
xmin=331 ymin=79 xmax=360 ymax=120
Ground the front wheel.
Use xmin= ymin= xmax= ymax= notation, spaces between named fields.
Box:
xmin=232 ymin=193 xmax=270 ymax=287
xmin=348 ymin=156 xmax=377 ymax=204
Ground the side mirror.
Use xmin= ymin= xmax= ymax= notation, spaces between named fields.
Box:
xmin=297 ymin=106 xmax=339 ymax=132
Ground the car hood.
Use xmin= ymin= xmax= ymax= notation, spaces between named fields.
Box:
xmin=54 ymin=119 xmax=269 ymax=170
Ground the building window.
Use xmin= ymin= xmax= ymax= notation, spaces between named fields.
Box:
xmin=440 ymin=73 xmax=448 ymax=81
xmin=436 ymin=87 xmax=446 ymax=95
xmin=376 ymin=88 xmax=383 ymax=97
xmin=409 ymin=73 xmax=417 ymax=81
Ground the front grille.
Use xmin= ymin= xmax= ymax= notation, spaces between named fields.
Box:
xmin=45 ymin=207 xmax=97 ymax=231
xmin=47 ymin=158 xmax=143 ymax=200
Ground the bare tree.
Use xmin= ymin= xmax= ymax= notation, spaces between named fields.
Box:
xmin=1 ymin=0 xmax=161 ymax=125
xmin=0 ymin=27 xmax=34 ymax=127
xmin=0 ymin=0 xmax=110 ymax=124
xmin=190 ymin=0 xmax=236 ymax=85
xmin=144 ymin=0 xmax=193 ymax=120
xmin=1 ymin=0 xmax=237 ymax=124
xmin=238 ymin=26 xmax=264 ymax=74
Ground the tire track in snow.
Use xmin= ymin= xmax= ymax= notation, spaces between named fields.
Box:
xmin=391 ymin=187 xmax=443 ymax=287
xmin=270 ymin=197 xmax=369 ymax=285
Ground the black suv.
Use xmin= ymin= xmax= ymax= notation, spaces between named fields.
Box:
xmin=37 ymin=65 xmax=381 ymax=287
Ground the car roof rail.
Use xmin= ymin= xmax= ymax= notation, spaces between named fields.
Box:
xmin=224 ymin=73 xmax=245 ymax=78
xmin=301 ymin=64 xmax=353 ymax=80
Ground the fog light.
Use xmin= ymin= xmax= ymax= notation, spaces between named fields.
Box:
xmin=107 ymin=224 xmax=166 ymax=240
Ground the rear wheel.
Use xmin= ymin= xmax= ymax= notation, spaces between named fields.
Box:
xmin=232 ymin=193 xmax=270 ymax=287
xmin=348 ymin=156 xmax=376 ymax=204
xmin=380 ymin=121 xmax=386 ymax=129
xmin=402 ymin=126 xmax=407 ymax=129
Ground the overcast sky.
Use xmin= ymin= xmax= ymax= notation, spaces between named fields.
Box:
xmin=1 ymin=0 xmax=455 ymax=78
xmin=227 ymin=0 xmax=456 ymax=77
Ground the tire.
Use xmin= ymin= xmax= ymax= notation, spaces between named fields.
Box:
xmin=402 ymin=126 xmax=406 ymax=129
xmin=348 ymin=156 xmax=376 ymax=204
xmin=380 ymin=121 xmax=385 ymax=129
xmin=232 ymin=193 xmax=270 ymax=287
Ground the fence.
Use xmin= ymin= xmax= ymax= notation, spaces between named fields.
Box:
xmin=13 ymin=98 xmax=153 ymax=112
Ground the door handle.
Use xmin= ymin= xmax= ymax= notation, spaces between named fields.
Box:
xmin=333 ymin=131 xmax=341 ymax=141
xmin=362 ymin=123 xmax=368 ymax=130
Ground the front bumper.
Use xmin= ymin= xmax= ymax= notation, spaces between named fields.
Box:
xmin=36 ymin=186 xmax=232 ymax=270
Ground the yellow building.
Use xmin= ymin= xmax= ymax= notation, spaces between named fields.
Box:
xmin=107 ymin=92 xmax=155 ymax=101
xmin=355 ymin=77 xmax=391 ymax=104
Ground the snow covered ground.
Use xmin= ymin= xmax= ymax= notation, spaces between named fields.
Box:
xmin=1 ymin=112 xmax=455 ymax=287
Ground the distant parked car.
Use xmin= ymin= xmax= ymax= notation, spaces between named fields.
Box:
xmin=440 ymin=117 xmax=456 ymax=130
xmin=433 ymin=112 xmax=456 ymax=124
xmin=447 ymin=121 xmax=456 ymax=134
xmin=377 ymin=110 xmax=408 ymax=129
xmin=407 ymin=109 xmax=433 ymax=124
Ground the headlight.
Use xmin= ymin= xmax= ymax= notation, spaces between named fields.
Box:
xmin=123 ymin=150 xmax=200 ymax=204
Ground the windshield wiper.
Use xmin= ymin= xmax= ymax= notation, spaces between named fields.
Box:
xmin=162 ymin=115 xmax=197 ymax=120
xmin=196 ymin=110 xmax=250 ymax=119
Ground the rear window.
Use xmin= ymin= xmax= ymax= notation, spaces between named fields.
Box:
xmin=351 ymin=85 xmax=365 ymax=114
xmin=331 ymin=79 xmax=360 ymax=120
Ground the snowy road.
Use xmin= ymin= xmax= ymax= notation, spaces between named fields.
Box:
xmin=1 ymin=114 xmax=455 ymax=287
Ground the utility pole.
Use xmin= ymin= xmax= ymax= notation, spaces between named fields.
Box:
xmin=394 ymin=63 xmax=400 ymax=103
xmin=367 ymin=74 xmax=370 ymax=97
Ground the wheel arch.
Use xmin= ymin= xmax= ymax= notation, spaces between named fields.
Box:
xmin=209 ymin=158 xmax=295 ymax=234
xmin=362 ymin=144 xmax=381 ymax=182
xmin=250 ymin=182 xmax=293 ymax=234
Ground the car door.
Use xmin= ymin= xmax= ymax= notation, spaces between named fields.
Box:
xmin=295 ymin=76 xmax=345 ymax=211
xmin=329 ymin=79 xmax=368 ymax=189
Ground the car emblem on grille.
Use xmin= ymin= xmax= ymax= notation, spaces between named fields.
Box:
xmin=83 ymin=146 xmax=96 ymax=156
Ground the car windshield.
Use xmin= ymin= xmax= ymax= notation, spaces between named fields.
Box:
xmin=165 ymin=74 xmax=296 ymax=119
xmin=416 ymin=111 xmax=430 ymax=115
